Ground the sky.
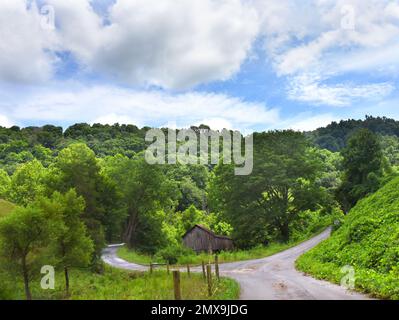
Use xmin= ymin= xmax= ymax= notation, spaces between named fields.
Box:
xmin=1 ymin=0 xmax=399 ymax=132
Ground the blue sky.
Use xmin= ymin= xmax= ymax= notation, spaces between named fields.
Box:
xmin=1 ymin=0 xmax=399 ymax=132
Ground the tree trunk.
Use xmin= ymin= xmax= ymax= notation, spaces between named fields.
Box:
xmin=123 ymin=210 xmax=138 ymax=247
xmin=280 ymin=222 xmax=290 ymax=242
xmin=64 ymin=266 xmax=70 ymax=296
xmin=22 ymin=257 xmax=32 ymax=300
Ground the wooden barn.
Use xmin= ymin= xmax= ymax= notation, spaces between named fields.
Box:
xmin=182 ymin=224 xmax=233 ymax=253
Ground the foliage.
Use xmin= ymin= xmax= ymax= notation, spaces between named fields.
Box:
xmin=35 ymin=190 xmax=94 ymax=294
xmin=209 ymin=131 xmax=331 ymax=247
xmin=309 ymin=115 xmax=399 ymax=151
xmin=49 ymin=143 xmax=118 ymax=266
xmin=336 ymin=129 xmax=384 ymax=211
xmin=0 ymin=199 xmax=15 ymax=219
xmin=155 ymin=244 xmax=194 ymax=264
xmin=102 ymin=153 xmax=179 ymax=251
xmin=296 ymin=176 xmax=399 ymax=300
xmin=7 ymin=159 xmax=47 ymax=206
xmin=0 ymin=205 xmax=60 ymax=299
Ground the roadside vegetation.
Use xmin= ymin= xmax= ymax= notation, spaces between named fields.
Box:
xmin=296 ymin=177 xmax=399 ymax=299
xmin=0 ymin=266 xmax=238 ymax=300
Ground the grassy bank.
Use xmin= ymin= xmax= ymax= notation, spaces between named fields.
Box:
xmin=296 ymin=177 xmax=399 ymax=300
xmin=0 ymin=266 xmax=239 ymax=300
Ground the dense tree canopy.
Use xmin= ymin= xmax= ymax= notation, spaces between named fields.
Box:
xmin=209 ymin=131 xmax=330 ymax=246
xmin=336 ymin=129 xmax=384 ymax=212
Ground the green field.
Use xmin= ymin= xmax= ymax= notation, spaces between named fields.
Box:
xmin=0 ymin=266 xmax=239 ymax=300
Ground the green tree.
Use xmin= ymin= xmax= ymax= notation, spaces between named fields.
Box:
xmin=8 ymin=159 xmax=47 ymax=206
xmin=36 ymin=190 xmax=94 ymax=295
xmin=210 ymin=131 xmax=326 ymax=246
xmin=103 ymin=153 xmax=178 ymax=251
xmin=0 ymin=206 xmax=58 ymax=300
xmin=49 ymin=143 xmax=115 ymax=267
xmin=0 ymin=169 xmax=10 ymax=198
xmin=336 ymin=129 xmax=384 ymax=212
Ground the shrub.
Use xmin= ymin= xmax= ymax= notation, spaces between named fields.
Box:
xmin=155 ymin=245 xmax=194 ymax=264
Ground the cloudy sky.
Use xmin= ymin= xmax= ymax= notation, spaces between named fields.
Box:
xmin=1 ymin=0 xmax=399 ymax=131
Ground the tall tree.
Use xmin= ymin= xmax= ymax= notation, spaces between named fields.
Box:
xmin=103 ymin=153 xmax=178 ymax=250
xmin=0 ymin=206 xmax=59 ymax=300
xmin=336 ymin=128 xmax=384 ymax=212
xmin=49 ymin=143 xmax=115 ymax=267
xmin=36 ymin=190 xmax=94 ymax=295
xmin=209 ymin=131 xmax=326 ymax=246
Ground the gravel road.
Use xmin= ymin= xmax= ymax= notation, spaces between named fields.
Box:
xmin=102 ymin=229 xmax=370 ymax=300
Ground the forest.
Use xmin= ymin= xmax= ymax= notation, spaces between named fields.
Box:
xmin=0 ymin=116 xmax=398 ymax=299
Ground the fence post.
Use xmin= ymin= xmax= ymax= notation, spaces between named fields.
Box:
xmin=186 ymin=264 xmax=190 ymax=277
xmin=149 ymin=263 xmax=153 ymax=274
xmin=166 ymin=262 xmax=170 ymax=275
xmin=201 ymin=261 xmax=206 ymax=281
xmin=206 ymin=264 xmax=212 ymax=297
xmin=173 ymin=271 xmax=181 ymax=300
xmin=215 ymin=255 xmax=220 ymax=280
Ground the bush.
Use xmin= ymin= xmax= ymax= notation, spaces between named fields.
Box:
xmin=155 ymin=245 xmax=194 ymax=265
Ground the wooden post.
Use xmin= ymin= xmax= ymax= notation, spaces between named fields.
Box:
xmin=215 ymin=255 xmax=220 ymax=280
xmin=186 ymin=264 xmax=190 ymax=277
xmin=201 ymin=261 xmax=206 ymax=281
xmin=173 ymin=271 xmax=181 ymax=300
xmin=206 ymin=264 xmax=212 ymax=297
xmin=166 ymin=262 xmax=170 ymax=274
xmin=149 ymin=263 xmax=153 ymax=274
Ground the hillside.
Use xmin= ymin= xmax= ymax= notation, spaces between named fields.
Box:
xmin=296 ymin=177 xmax=399 ymax=299
xmin=307 ymin=116 xmax=399 ymax=151
xmin=0 ymin=199 xmax=15 ymax=219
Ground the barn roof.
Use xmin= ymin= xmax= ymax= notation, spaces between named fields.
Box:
xmin=182 ymin=224 xmax=232 ymax=240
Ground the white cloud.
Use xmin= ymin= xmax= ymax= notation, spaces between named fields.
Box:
xmin=255 ymin=0 xmax=399 ymax=105
xmin=282 ymin=113 xmax=340 ymax=132
xmin=91 ymin=113 xmax=143 ymax=128
xmin=3 ymin=84 xmax=279 ymax=131
xmin=46 ymin=0 xmax=259 ymax=89
xmin=288 ymin=74 xmax=395 ymax=106
xmin=0 ymin=0 xmax=57 ymax=83
xmin=0 ymin=114 xmax=14 ymax=128
xmin=0 ymin=0 xmax=259 ymax=89
xmin=193 ymin=118 xmax=233 ymax=131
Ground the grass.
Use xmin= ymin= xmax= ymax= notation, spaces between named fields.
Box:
xmin=0 ymin=199 xmax=15 ymax=219
xmin=0 ymin=266 xmax=239 ymax=300
xmin=118 ymin=227 xmax=329 ymax=267
xmin=118 ymin=247 xmax=155 ymax=265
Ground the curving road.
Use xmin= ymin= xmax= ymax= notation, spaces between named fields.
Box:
xmin=101 ymin=229 xmax=370 ymax=300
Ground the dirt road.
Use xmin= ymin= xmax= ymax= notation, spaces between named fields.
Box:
xmin=102 ymin=229 xmax=370 ymax=300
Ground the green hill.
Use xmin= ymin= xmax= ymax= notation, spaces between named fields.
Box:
xmin=0 ymin=199 xmax=15 ymax=219
xmin=296 ymin=177 xmax=399 ymax=299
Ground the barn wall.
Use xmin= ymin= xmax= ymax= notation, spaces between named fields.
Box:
xmin=183 ymin=227 xmax=213 ymax=252
xmin=183 ymin=226 xmax=233 ymax=252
